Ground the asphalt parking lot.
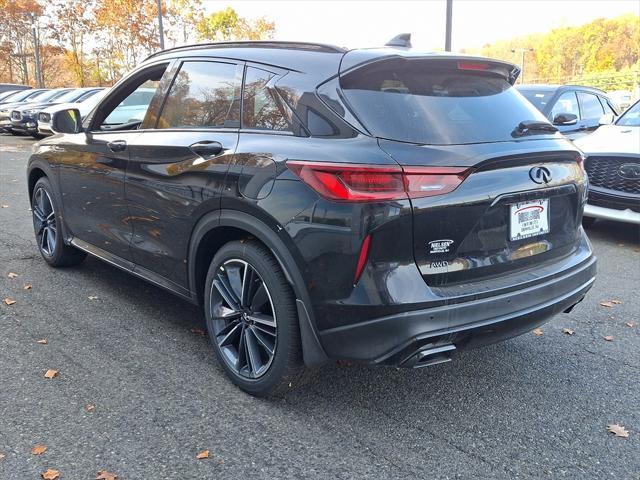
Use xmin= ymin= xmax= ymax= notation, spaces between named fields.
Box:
xmin=1 ymin=132 xmax=638 ymax=479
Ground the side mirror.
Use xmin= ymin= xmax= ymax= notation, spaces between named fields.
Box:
xmin=553 ymin=113 xmax=578 ymax=126
xmin=51 ymin=108 xmax=82 ymax=134
xmin=598 ymin=113 xmax=615 ymax=126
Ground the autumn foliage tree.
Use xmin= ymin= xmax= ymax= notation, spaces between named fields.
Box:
xmin=196 ymin=7 xmax=275 ymax=42
xmin=0 ymin=0 xmax=43 ymax=84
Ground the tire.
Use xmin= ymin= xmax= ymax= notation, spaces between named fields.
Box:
xmin=582 ymin=216 xmax=596 ymax=228
xmin=204 ymin=240 xmax=307 ymax=397
xmin=31 ymin=133 xmax=45 ymax=140
xmin=31 ymin=177 xmax=86 ymax=267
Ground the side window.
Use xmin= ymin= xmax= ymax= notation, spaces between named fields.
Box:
xmin=550 ymin=91 xmax=580 ymax=120
xmin=242 ymin=67 xmax=291 ymax=132
xmin=577 ymin=92 xmax=604 ymax=120
xmin=157 ymin=61 xmax=240 ymax=129
xmin=93 ymin=63 xmax=168 ymax=130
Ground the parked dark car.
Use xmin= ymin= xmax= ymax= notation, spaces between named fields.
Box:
xmin=28 ymin=40 xmax=596 ymax=396
xmin=517 ymin=84 xmax=619 ymax=140
xmin=10 ymin=87 xmax=104 ymax=138
xmin=0 ymin=83 xmax=31 ymax=94
xmin=575 ymin=99 xmax=640 ymax=225
xmin=0 ymin=89 xmax=51 ymax=131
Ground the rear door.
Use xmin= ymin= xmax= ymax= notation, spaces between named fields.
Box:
xmin=124 ymin=59 xmax=243 ymax=289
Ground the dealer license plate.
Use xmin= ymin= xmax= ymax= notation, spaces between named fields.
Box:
xmin=509 ymin=198 xmax=549 ymax=241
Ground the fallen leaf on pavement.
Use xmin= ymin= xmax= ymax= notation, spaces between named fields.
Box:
xmin=196 ymin=450 xmax=209 ymax=459
xmin=190 ymin=327 xmax=206 ymax=336
xmin=88 ymin=295 xmax=99 ymax=300
xmin=3 ymin=298 xmax=16 ymax=306
xmin=44 ymin=369 xmax=58 ymax=379
xmin=603 ymin=335 xmax=614 ymax=342
xmin=24 ymin=283 xmax=32 ymax=290
xmin=96 ymin=470 xmax=118 ymax=480
xmin=532 ymin=328 xmax=544 ymax=336
xmin=0 ymin=452 xmax=5 ymax=460
xmin=562 ymin=328 xmax=575 ymax=335
xmin=600 ymin=301 xmax=614 ymax=308
xmin=31 ymin=445 xmax=48 ymax=455
xmin=611 ymin=300 xmax=622 ymax=305
xmin=37 ymin=339 xmax=48 ymax=345
xmin=85 ymin=404 xmax=96 ymax=412
xmin=625 ymin=322 xmax=636 ymax=328
xmin=607 ymin=424 xmax=629 ymax=438
xmin=1 ymin=204 xmax=9 ymax=208
xmin=7 ymin=272 xmax=18 ymax=278
xmin=336 ymin=359 xmax=354 ymax=366
xmin=41 ymin=469 xmax=60 ymax=480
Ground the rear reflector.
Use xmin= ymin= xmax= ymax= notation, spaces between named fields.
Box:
xmin=354 ymin=234 xmax=371 ymax=283
xmin=287 ymin=161 xmax=469 ymax=202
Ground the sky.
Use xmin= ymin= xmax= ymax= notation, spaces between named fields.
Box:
xmin=202 ymin=0 xmax=640 ymax=51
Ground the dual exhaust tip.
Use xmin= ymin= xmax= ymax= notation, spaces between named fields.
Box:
xmin=402 ymin=343 xmax=457 ymax=369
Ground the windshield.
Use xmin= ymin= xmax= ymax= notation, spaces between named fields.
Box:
xmin=45 ymin=89 xmax=74 ymax=102
xmin=518 ymin=89 xmax=554 ymax=112
xmin=27 ymin=90 xmax=65 ymax=103
xmin=340 ymin=58 xmax=549 ymax=145
xmin=52 ymin=89 xmax=88 ymax=103
xmin=616 ymin=101 xmax=640 ymax=127
xmin=0 ymin=90 xmax=19 ymax=101
xmin=5 ymin=89 xmax=41 ymax=102
xmin=79 ymin=89 xmax=109 ymax=116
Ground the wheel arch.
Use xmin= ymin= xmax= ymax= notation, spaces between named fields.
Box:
xmin=188 ymin=209 xmax=328 ymax=367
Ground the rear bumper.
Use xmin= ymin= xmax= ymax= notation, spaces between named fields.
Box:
xmin=319 ymin=252 xmax=597 ymax=365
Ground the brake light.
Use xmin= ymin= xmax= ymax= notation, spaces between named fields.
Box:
xmin=457 ymin=61 xmax=489 ymax=71
xmin=287 ymin=161 xmax=469 ymax=202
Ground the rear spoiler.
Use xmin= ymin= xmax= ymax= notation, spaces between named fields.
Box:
xmin=340 ymin=50 xmax=521 ymax=85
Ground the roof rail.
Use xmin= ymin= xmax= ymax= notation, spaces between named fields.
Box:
xmin=144 ymin=40 xmax=346 ymax=62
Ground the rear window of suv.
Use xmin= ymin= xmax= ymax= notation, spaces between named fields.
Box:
xmin=339 ymin=58 xmax=548 ymax=145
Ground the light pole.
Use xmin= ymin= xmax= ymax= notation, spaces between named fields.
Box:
xmin=445 ymin=0 xmax=453 ymax=52
xmin=511 ymin=48 xmax=533 ymax=84
xmin=157 ymin=0 xmax=165 ymax=50
xmin=30 ymin=13 xmax=43 ymax=87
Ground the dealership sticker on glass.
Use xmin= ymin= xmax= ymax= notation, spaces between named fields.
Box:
xmin=510 ymin=198 xmax=549 ymax=241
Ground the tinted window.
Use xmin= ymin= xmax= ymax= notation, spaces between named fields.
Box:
xmin=158 ymin=61 xmax=240 ymax=129
xmin=578 ymin=92 xmax=604 ymax=119
xmin=519 ymin=89 xmax=554 ymax=112
xmin=550 ymin=91 xmax=579 ymax=120
xmin=340 ymin=58 xmax=549 ymax=145
xmin=242 ymin=67 xmax=291 ymax=131
xmin=103 ymin=81 xmax=161 ymax=125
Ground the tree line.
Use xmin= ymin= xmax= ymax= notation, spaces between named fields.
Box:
xmin=0 ymin=0 xmax=275 ymax=87
xmin=469 ymin=14 xmax=640 ymax=91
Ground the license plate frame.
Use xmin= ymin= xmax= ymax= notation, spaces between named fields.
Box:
xmin=509 ymin=198 xmax=550 ymax=241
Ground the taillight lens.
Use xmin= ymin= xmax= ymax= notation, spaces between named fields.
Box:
xmin=287 ymin=161 xmax=469 ymax=202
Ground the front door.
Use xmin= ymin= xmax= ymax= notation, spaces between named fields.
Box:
xmin=56 ymin=61 xmax=173 ymax=260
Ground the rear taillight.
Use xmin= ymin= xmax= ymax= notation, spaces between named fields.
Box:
xmin=287 ymin=161 xmax=469 ymax=202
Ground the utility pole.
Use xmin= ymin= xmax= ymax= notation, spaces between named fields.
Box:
xmin=30 ymin=13 xmax=43 ymax=87
xmin=511 ymin=48 xmax=533 ymax=84
xmin=157 ymin=0 xmax=165 ymax=50
xmin=445 ymin=0 xmax=453 ymax=52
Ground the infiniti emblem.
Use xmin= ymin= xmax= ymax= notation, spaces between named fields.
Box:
xmin=618 ymin=163 xmax=640 ymax=180
xmin=529 ymin=166 xmax=552 ymax=184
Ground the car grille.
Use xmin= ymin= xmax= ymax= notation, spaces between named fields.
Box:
xmin=39 ymin=112 xmax=51 ymax=123
xmin=11 ymin=110 xmax=21 ymax=120
xmin=585 ymin=156 xmax=640 ymax=194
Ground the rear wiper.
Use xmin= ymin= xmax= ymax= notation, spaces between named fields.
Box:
xmin=512 ymin=120 xmax=558 ymax=137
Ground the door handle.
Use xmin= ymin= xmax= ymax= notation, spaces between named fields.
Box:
xmin=107 ymin=140 xmax=127 ymax=152
xmin=189 ymin=141 xmax=223 ymax=158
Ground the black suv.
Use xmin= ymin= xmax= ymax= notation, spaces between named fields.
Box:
xmin=28 ymin=41 xmax=596 ymax=396
xmin=517 ymin=84 xmax=619 ymax=140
